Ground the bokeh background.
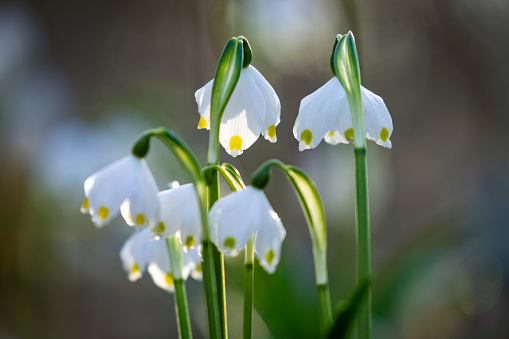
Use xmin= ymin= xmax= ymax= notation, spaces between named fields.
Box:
xmin=1 ymin=0 xmax=509 ymax=338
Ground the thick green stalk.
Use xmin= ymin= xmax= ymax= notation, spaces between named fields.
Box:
xmin=166 ymin=236 xmax=192 ymax=339
xmin=354 ymin=148 xmax=371 ymax=339
xmin=243 ymin=236 xmax=255 ymax=339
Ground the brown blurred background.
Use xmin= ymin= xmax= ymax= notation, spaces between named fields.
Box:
xmin=1 ymin=0 xmax=508 ymax=338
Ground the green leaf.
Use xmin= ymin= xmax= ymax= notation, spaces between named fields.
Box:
xmin=328 ymin=277 xmax=372 ymax=339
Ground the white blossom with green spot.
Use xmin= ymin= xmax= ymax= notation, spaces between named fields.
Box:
xmin=293 ymin=78 xmax=393 ymax=151
xmin=209 ymin=186 xmax=286 ymax=274
xmin=120 ymin=228 xmax=202 ymax=292
xmin=155 ymin=183 xmax=202 ymax=252
xmin=195 ymin=65 xmax=281 ymax=157
xmin=81 ymin=155 xmax=159 ymax=229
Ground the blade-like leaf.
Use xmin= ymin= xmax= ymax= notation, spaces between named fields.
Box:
xmin=328 ymin=277 xmax=372 ymax=339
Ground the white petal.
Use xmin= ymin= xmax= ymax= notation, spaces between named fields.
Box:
xmin=120 ymin=229 xmax=156 ymax=282
xmin=219 ymin=69 xmax=266 ymax=157
xmin=84 ymin=156 xmax=141 ymax=227
xmin=120 ymin=159 xmax=159 ymax=228
xmin=147 ymin=263 xmax=175 ymax=293
xmin=253 ymin=192 xmax=286 ymax=274
xmin=323 ymin=130 xmax=341 ymax=145
xmin=195 ymin=79 xmax=213 ymax=130
xmin=182 ymin=245 xmax=202 ymax=280
xmin=246 ymin=66 xmax=281 ymax=143
xmin=156 ymin=184 xmax=202 ymax=250
xmin=331 ymin=92 xmax=353 ymax=144
xmin=209 ymin=188 xmax=259 ymax=256
xmin=360 ymin=86 xmax=393 ymax=149
xmin=293 ymin=78 xmax=347 ymax=151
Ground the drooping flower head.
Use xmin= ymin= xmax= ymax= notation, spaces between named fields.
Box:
xmin=120 ymin=228 xmax=202 ymax=292
xmin=195 ymin=47 xmax=281 ymax=157
xmin=209 ymin=186 xmax=286 ymax=273
xmin=293 ymin=33 xmax=393 ymax=151
xmin=81 ymin=155 xmax=159 ymax=228
xmin=294 ymin=80 xmax=393 ymax=151
xmin=154 ymin=183 xmax=202 ymax=252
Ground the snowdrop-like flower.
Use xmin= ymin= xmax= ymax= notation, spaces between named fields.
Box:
xmin=154 ymin=183 xmax=202 ymax=251
xmin=209 ymin=186 xmax=286 ymax=273
xmin=195 ymin=65 xmax=281 ymax=157
xmin=293 ymin=78 xmax=393 ymax=151
xmin=81 ymin=155 xmax=159 ymax=228
xmin=120 ymin=228 xmax=202 ymax=292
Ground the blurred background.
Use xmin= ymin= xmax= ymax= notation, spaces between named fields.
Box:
xmin=1 ymin=0 xmax=509 ymax=338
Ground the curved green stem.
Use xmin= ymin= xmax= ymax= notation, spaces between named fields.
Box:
xmin=250 ymin=160 xmax=333 ymax=334
xmin=166 ymin=236 xmax=192 ymax=339
xmin=243 ymin=236 xmax=254 ymax=339
xmin=132 ymin=128 xmax=221 ymax=339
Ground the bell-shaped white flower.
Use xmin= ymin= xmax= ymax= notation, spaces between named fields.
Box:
xmin=293 ymin=78 xmax=393 ymax=151
xmin=154 ymin=183 xmax=202 ymax=252
xmin=209 ymin=186 xmax=286 ymax=274
xmin=195 ymin=65 xmax=281 ymax=157
xmin=120 ymin=228 xmax=202 ymax=292
xmin=81 ymin=155 xmax=159 ymax=228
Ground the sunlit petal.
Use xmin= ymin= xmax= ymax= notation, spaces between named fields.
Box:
xmin=294 ymin=78 xmax=347 ymax=151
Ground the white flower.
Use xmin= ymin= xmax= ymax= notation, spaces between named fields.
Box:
xmin=81 ymin=155 xmax=159 ymax=229
xmin=293 ymin=78 xmax=393 ymax=151
xmin=209 ymin=186 xmax=286 ymax=273
xmin=154 ymin=183 xmax=202 ymax=251
xmin=120 ymin=229 xmax=202 ymax=292
xmin=195 ymin=65 xmax=281 ymax=157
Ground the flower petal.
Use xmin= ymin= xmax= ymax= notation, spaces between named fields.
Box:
xmin=219 ymin=69 xmax=265 ymax=157
xmin=84 ymin=156 xmax=141 ymax=228
xmin=156 ymin=184 xmax=202 ymax=250
xmin=147 ymin=262 xmax=175 ymax=293
xmin=209 ymin=188 xmax=259 ymax=256
xmin=120 ymin=229 xmax=156 ymax=282
xmin=182 ymin=245 xmax=202 ymax=280
xmin=246 ymin=66 xmax=281 ymax=143
xmin=195 ymin=79 xmax=213 ymax=130
xmin=293 ymin=78 xmax=347 ymax=151
xmin=253 ymin=193 xmax=286 ymax=274
xmin=360 ymin=86 xmax=393 ymax=148
xmin=120 ymin=159 xmax=159 ymax=229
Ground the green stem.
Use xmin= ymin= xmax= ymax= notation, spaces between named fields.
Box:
xmin=243 ymin=236 xmax=254 ymax=339
xmin=133 ymin=128 xmax=222 ymax=339
xmin=166 ymin=236 xmax=192 ymax=339
xmin=354 ymin=148 xmax=371 ymax=339
xmin=202 ymin=240 xmax=222 ymax=339
xmin=317 ymin=284 xmax=332 ymax=337
xmin=207 ymin=169 xmax=228 ymax=339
